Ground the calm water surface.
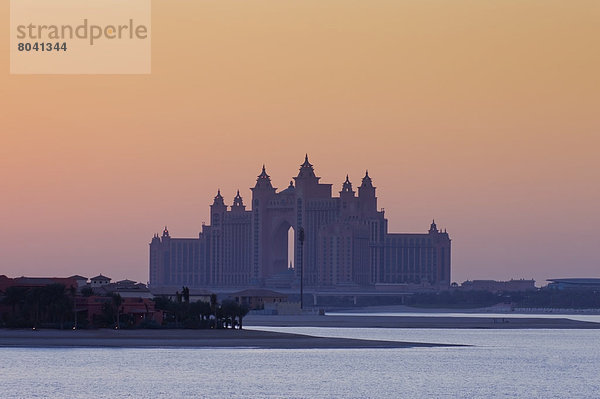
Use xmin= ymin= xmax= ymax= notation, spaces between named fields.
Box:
xmin=2 ymin=328 xmax=599 ymax=398
xmin=327 ymin=311 xmax=600 ymax=323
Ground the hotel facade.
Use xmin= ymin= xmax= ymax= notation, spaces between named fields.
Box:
xmin=149 ymin=156 xmax=451 ymax=290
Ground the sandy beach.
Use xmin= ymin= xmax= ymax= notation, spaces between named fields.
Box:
xmin=0 ymin=328 xmax=455 ymax=349
xmin=2 ymin=312 xmax=597 ymax=349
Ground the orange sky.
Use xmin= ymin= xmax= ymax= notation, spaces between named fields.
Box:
xmin=1 ymin=0 xmax=599 ymax=285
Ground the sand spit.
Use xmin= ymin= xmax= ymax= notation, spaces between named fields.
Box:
xmin=0 ymin=328 xmax=456 ymax=349
xmin=244 ymin=314 xmax=600 ymax=329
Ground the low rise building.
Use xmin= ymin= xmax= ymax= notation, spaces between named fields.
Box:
xmin=90 ymin=274 xmax=111 ymax=288
xmin=228 ymin=289 xmax=288 ymax=310
xmin=74 ymin=295 xmax=161 ymax=327
xmin=461 ymin=279 xmax=536 ymax=292
xmin=150 ymin=287 xmax=213 ymax=303
xmin=94 ymin=280 xmax=153 ymax=299
xmin=69 ymin=275 xmax=89 ymax=290
xmin=546 ymin=278 xmax=600 ymax=291
xmin=1 ymin=276 xmax=79 ymax=291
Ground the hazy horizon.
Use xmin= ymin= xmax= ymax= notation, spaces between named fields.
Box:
xmin=1 ymin=0 xmax=599 ymax=285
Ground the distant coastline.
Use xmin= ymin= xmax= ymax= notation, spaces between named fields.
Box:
xmin=325 ymin=304 xmax=600 ymax=315
xmin=244 ymin=313 xmax=600 ymax=329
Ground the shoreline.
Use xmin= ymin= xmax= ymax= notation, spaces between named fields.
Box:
xmin=3 ymin=312 xmax=597 ymax=349
xmin=322 ymin=304 xmax=600 ymax=315
xmin=244 ymin=314 xmax=600 ymax=329
xmin=0 ymin=328 xmax=457 ymax=349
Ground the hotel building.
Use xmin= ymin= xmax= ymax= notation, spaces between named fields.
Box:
xmin=149 ymin=156 xmax=451 ymax=290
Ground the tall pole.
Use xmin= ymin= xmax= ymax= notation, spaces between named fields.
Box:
xmin=298 ymin=227 xmax=305 ymax=310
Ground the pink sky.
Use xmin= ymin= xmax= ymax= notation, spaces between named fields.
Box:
xmin=1 ymin=1 xmax=599 ymax=285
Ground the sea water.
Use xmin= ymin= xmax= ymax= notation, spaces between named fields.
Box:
xmin=1 ymin=328 xmax=599 ymax=398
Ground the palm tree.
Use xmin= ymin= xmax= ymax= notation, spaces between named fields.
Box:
xmin=198 ymin=301 xmax=211 ymax=322
xmin=111 ymin=293 xmax=123 ymax=329
xmin=69 ymin=285 xmax=78 ymax=329
xmin=44 ymin=284 xmax=70 ymax=328
xmin=220 ymin=300 xmax=237 ymax=328
xmin=182 ymin=286 xmax=190 ymax=304
xmin=210 ymin=293 xmax=218 ymax=315
xmin=3 ymin=286 xmax=28 ymax=324
xmin=26 ymin=287 xmax=43 ymax=328
xmin=237 ymin=304 xmax=250 ymax=330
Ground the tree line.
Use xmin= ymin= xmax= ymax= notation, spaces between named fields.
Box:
xmin=1 ymin=284 xmax=75 ymax=328
xmin=153 ymin=289 xmax=250 ymax=329
xmin=1 ymin=284 xmax=250 ymax=329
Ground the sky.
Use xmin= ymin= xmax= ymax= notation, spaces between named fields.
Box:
xmin=1 ymin=0 xmax=599 ymax=286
